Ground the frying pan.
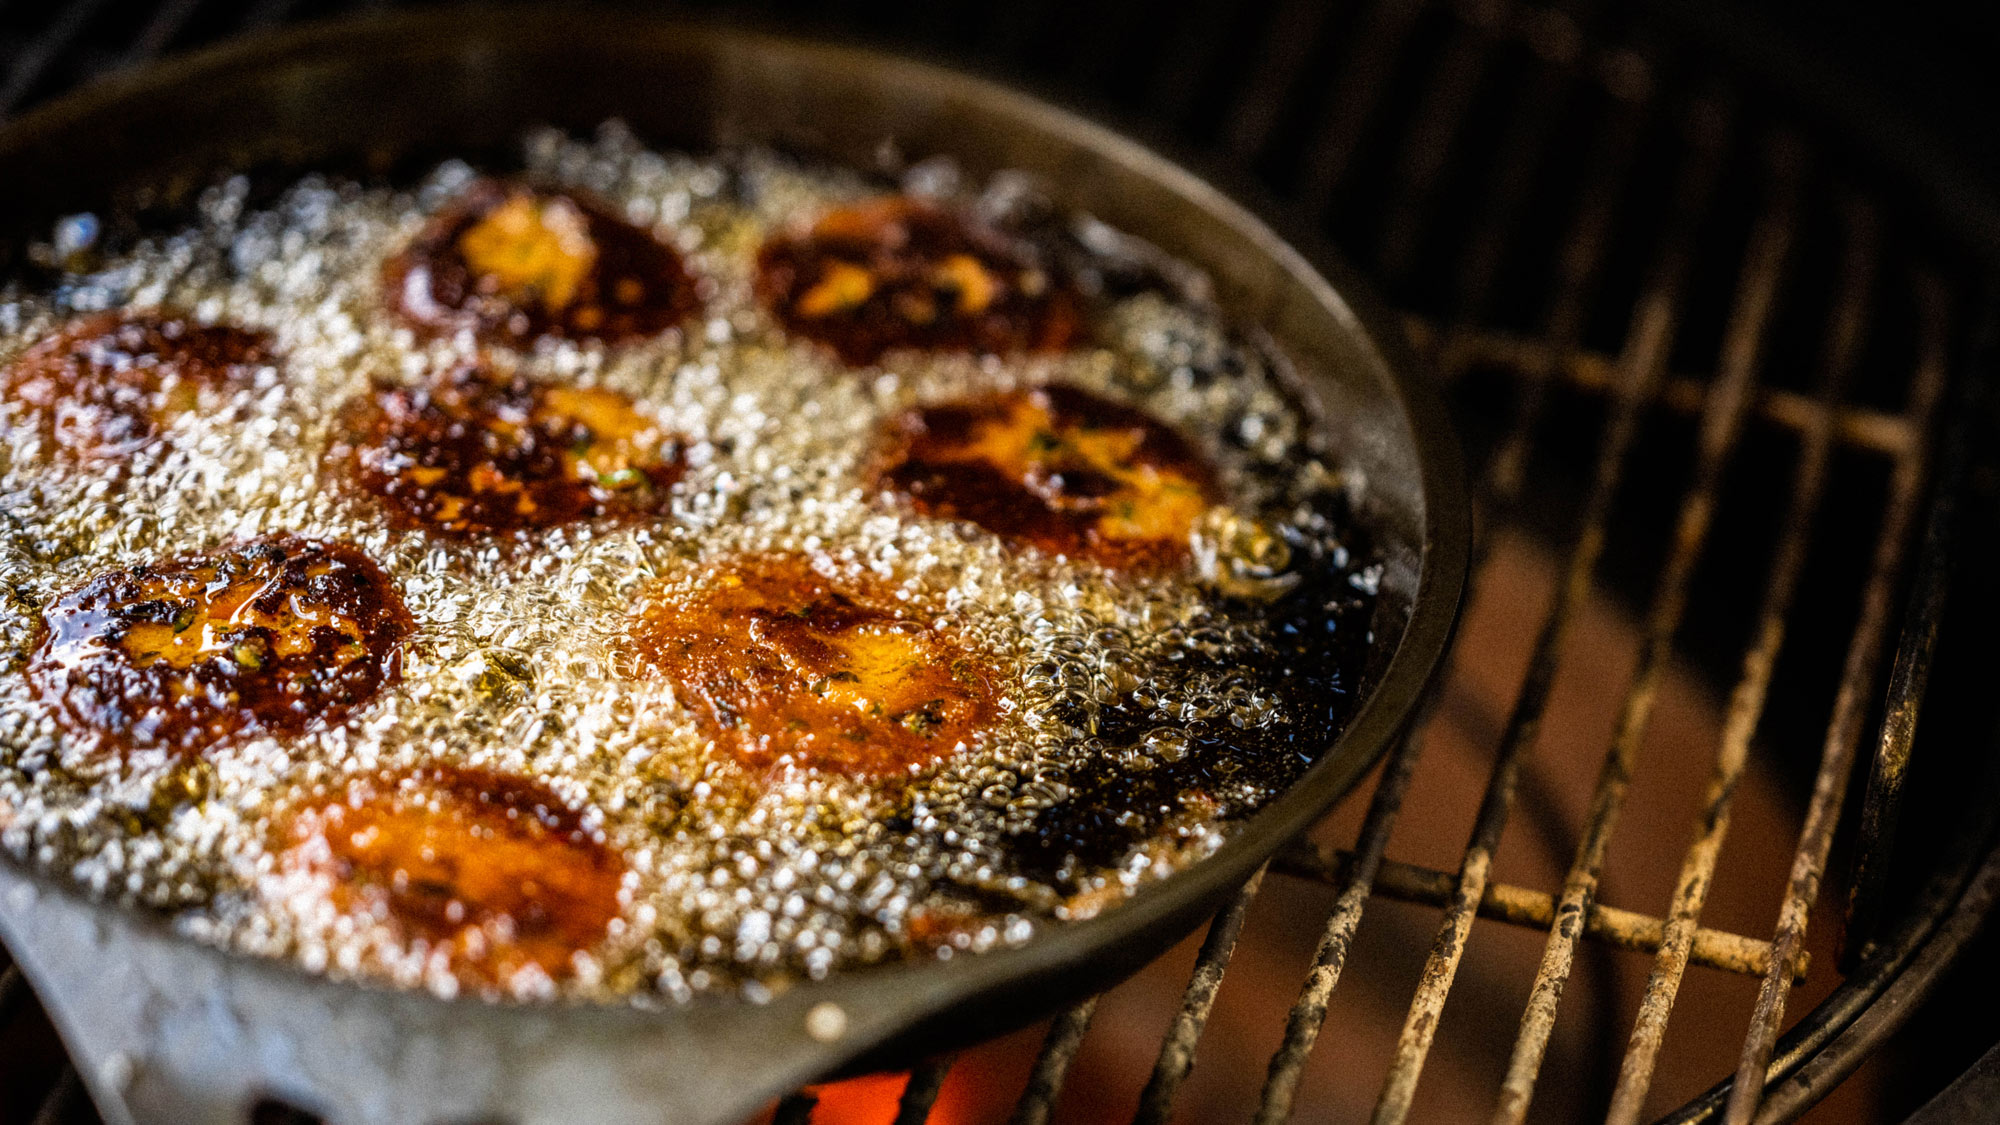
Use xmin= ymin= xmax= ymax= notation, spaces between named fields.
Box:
xmin=0 ymin=9 xmax=1470 ymax=1124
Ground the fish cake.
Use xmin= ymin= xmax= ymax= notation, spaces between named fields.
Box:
xmin=28 ymin=536 xmax=412 ymax=758
xmin=755 ymin=196 xmax=1079 ymax=365
xmin=276 ymin=765 xmax=626 ymax=993
xmin=336 ymin=367 xmax=684 ymax=535
xmin=1 ymin=311 xmax=272 ymax=464
xmin=385 ymin=179 xmax=700 ymax=346
xmin=870 ymin=384 xmax=1217 ymax=569
xmin=629 ymin=554 xmax=995 ymax=778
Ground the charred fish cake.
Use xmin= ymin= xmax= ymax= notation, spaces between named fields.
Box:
xmin=274 ymin=765 xmax=626 ymax=994
xmin=27 ymin=536 xmax=412 ymax=758
xmin=0 ymin=311 xmax=272 ymax=464
xmin=870 ymin=384 xmax=1218 ymax=569
xmin=336 ymin=367 xmax=685 ymax=535
xmin=629 ymin=554 xmax=995 ymax=778
xmin=755 ymin=196 xmax=1080 ymax=365
xmin=385 ymin=179 xmax=700 ymax=346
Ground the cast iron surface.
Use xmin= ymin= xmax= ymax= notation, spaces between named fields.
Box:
xmin=0 ymin=10 xmax=1471 ymax=1124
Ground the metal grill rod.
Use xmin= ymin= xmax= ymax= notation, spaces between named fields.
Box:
xmin=1219 ymin=0 xmax=1336 ymax=161
xmin=0 ymin=959 xmax=24 ymax=1024
xmin=772 ymin=1091 xmax=817 ymax=1125
xmin=892 ymin=1055 xmax=954 ymax=1125
xmin=1841 ymin=276 xmax=1973 ymax=969
xmin=1297 ymin=0 xmax=1427 ymax=208
xmin=1252 ymin=714 xmax=1432 ymax=1124
xmin=1722 ymin=257 xmax=1955 ymax=1125
xmin=1445 ymin=91 xmax=1649 ymax=495
xmin=120 ymin=0 xmax=204 ymax=67
xmin=1130 ymin=866 xmax=1266 ymax=1124
xmin=1601 ymin=196 xmax=1878 ymax=1125
xmin=1254 ymin=47 xmax=1652 ymax=1125
xmin=1271 ymin=845 xmax=1806 ymax=979
xmin=1375 ymin=0 xmax=1511 ymax=284
xmin=31 ymin=1066 xmax=82 ymax=1125
xmin=1080 ymin=7 xmax=1642 ymax=1122
xmin=1367 ymin=92 xmax=1732 ymax=1125
xmin=1757 ymin=745 xmax=2000 ymax=1123
xmin=1008 ymin=998 xmax=1098 ymax=1125
xmin=1655 ymin=292 xmax=1985 ymax=1125
xmin=1416 ymin=324 xmax=1918 ymax=456
xmin=1490 ymin=133 xmax=1803 ymax=1125
xmin=0 ymin=0 xmax=110 ymax=119
xmin=1434 ymin=5 xmax=1587 ymax=333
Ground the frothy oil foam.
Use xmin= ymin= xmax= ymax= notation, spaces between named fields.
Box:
xmin=0 ymin=124 xmax=1377 ymax=1003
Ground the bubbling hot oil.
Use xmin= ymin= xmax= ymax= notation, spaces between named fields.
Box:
xmin=0 ymin=124 xmax=1377 ymax=1003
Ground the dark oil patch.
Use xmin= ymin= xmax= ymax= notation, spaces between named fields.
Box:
xmin=870 ymin=383 xmax=1217 ymax=569
xmin=385 ymin=179 xmax=700 ymax=346
xmin=755 ymin=196 xmax=1080 ymax=365
xmin=1 ymin=311 xmax=272 ymax=463
xmin=28 ymin=536 xmax=413 ymax=757
xmin=629 ymin=554 xmax=996 ymax=778
xmin=336 ymin=367 xmax=684 ymax=535
xmin=277 ymin=765 xmax=625 ymax=989
xmin=992 ymin=512 xmax=1377 ymax=887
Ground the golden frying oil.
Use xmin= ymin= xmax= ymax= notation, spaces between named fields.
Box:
xmin=0 ymin=124 xmax=1377 ymax=1003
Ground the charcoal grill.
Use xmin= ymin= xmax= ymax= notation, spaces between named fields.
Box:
xmin=2 ymin=1 xmax=1997 ymax=1123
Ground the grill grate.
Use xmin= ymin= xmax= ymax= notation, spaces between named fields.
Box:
xmin=2 ymin=1 xmax=1996 ymax=1122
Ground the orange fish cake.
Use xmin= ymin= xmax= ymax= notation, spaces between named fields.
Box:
xmin=755 ymin=196 xmax=1080 ymax=365
xmin=277 ymin=765 xmax=626 ymax=991
xmin=28 ymin=536 xmax=412 ymax=758
xmin=870 ymin=384 xmax=1218 ymax=569
xmin=385 ymin=179 xmax=700 ymax=345
xmin=336 ymin=367 xmax=685 ymax=535
xmin=1 ymin=311 xmax=272 ymax=463
xmin=629 ymin=555 xmax=995 ymax=778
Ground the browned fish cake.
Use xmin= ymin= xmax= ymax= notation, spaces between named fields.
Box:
xmin=870 ymin=384 xmax=1217 ymax=569
xmin=755 ymin=196 xmax=1080 ymax=365
xmin=1 ymin=311 xmax=272 ymax=463
xmin=336 ymin=367 xmax=684 ymax=535
xmin=277 ymin=765 xmax=626 ymax=990
xmin=385 ymin=179 xmax=700 ymax=346
xmin=28 ymin=536 xmax=413 ymax=758
xmin=629 ymin=554 xmax=995 ymax=778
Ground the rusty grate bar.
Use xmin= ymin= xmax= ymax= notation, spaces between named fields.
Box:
xmin=1008 ymin=998 xmax=1099 ymax=1125
xmin=1491 ymin=133 xmax=1804 ymax=1125
xmin=1749 ymin=329 xmax=1992 ymax=1124
xmin=1218 ymin=0 xmax=1337 ymax=160
xmin=121 ymin=0 xmax=206 ymax=66
xmin=1250 ymin=38 xmax=1658 ymax=1125
xmin=1412 ymin=321 xmax=1917 ymax=456
xmin=1723 ymin=265 xmax=1954 ymax=1125
xmin=0 ymin=0 xmax=112 ymax=119
xmin=1131 ymin=866 xmax=1266 ymax=1124
xmin=1433 ymin=5 xmax=1591 ymax=332
xmin=772 ymin=1091 xmax=818 ymax=1125
xmin=1602 ymin=196 xmax=1881 ymax=1125
xmin=1841 ymin=279 xmax=1971 ymax=969
xmin=1374 ymin=0 xmax=1512 ymax=284
xmin=1253 ymin=708 xmax=1433 ymax=1124
xmin=1272 ymin=844 xmax=1806 ymax=980
xmin=0 ymin=959 xmax=25 ymax=1024
xmin=1296 ymin=0 xmax=1428 ymax=205
xmin=31 ymin=1066 xmax=82 ymax=1125
xmin=1449 ymin=88 xmax=1651 ymax=499
xmin=892 ymin=1055 xmax=955 ymax=1125
xmin=1368 ymin=91 xmax=1733 ymax=1125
